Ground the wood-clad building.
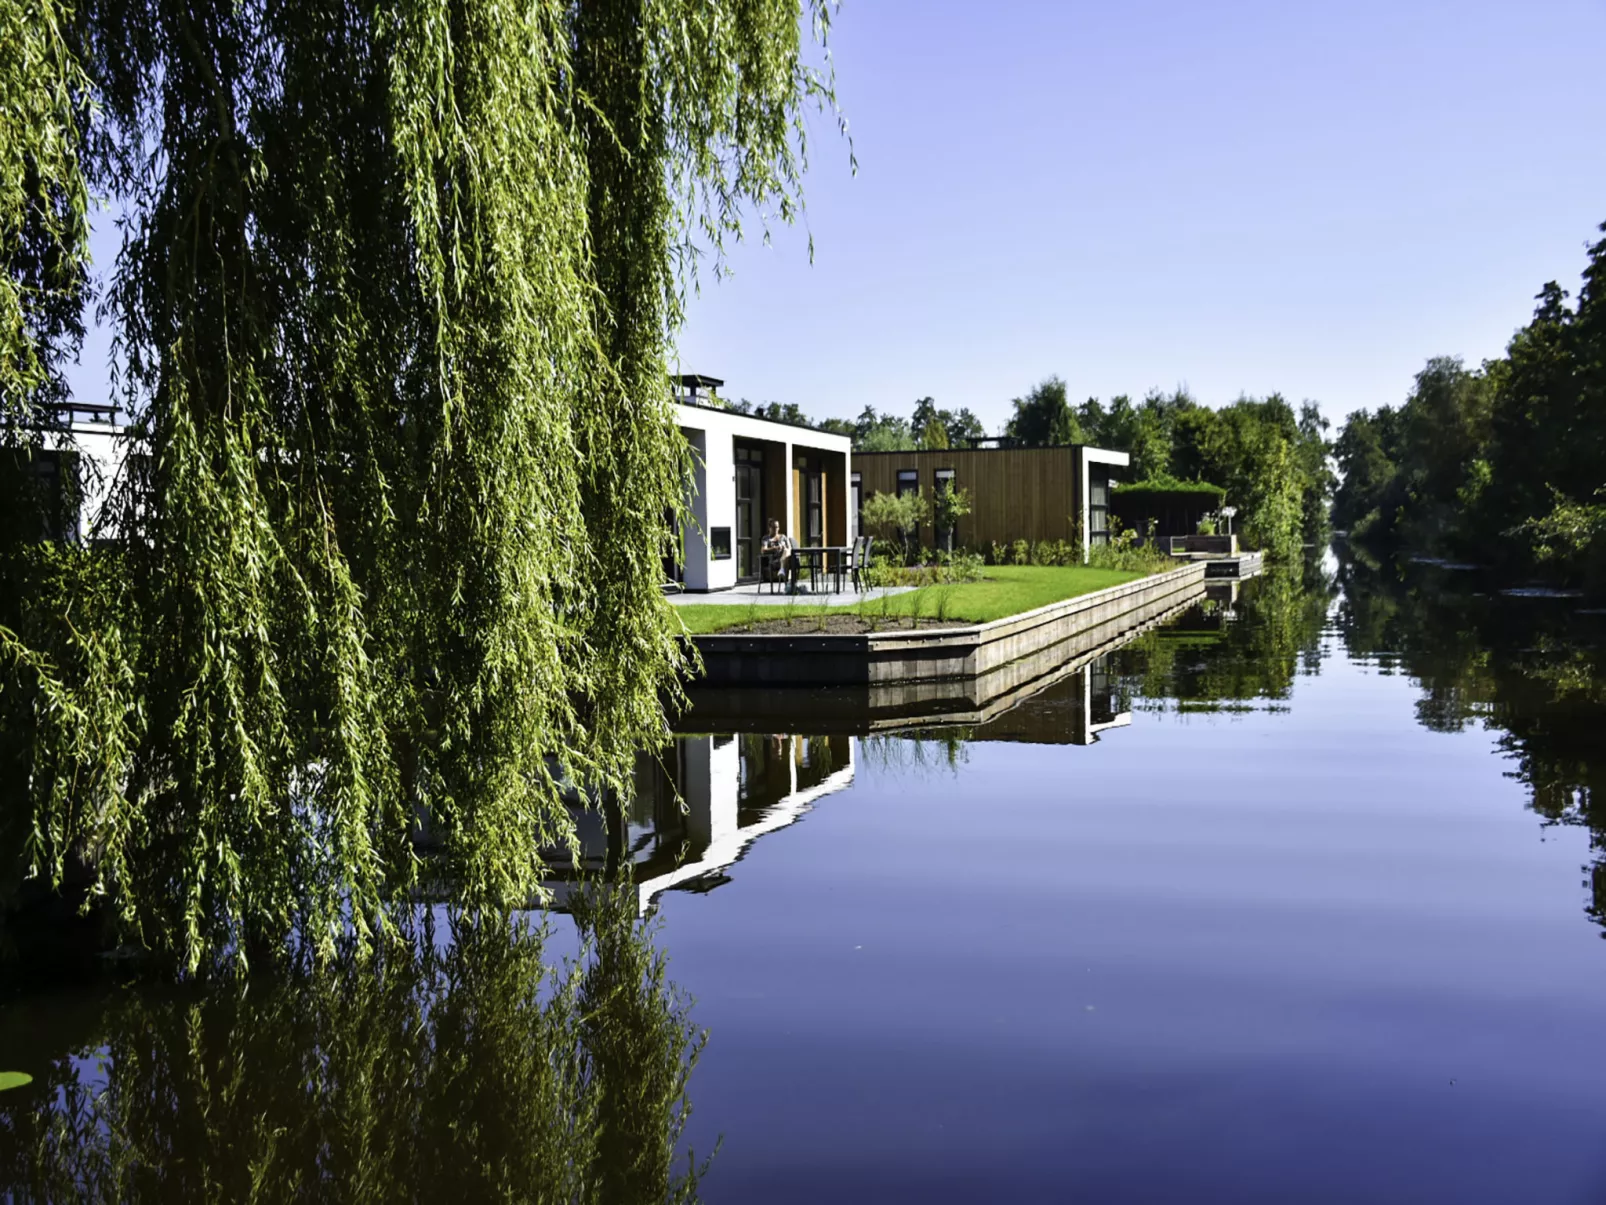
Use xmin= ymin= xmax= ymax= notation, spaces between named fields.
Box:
xmin=852 ymin=445 xmax=1130 ymax=558
xmin=1109 ymin=483 xmax=1225 ymax=545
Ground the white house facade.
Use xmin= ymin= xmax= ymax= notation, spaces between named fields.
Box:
xmin=670 ymin=375 xmax=853 ymax=592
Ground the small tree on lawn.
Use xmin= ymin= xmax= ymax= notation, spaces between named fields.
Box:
xmin=861 ymin=489 xmax=930 ymax=565
xmin=933 ymin=481 xmax=972 ymax=552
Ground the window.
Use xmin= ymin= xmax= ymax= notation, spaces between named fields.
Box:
xmin=9 ymin=448 xmax=79 ymax=542
xmin=734 ymin=444 xmax=764 ymax=578
xmin=850 ymin=472 xmax=862 ymax=538
xmin=805 ymin=471 xmax=823 ymax=544
xmin=710 ymin=526 xmax=732 ymax=560
xmin=795 ymin=453 xmax=824 ymax=546
xmin=1088 ymin=464 xmax=1112 ymax=546
xmin=895 ymin=469 xmax=919 ymax=549
xmin=934 ymin=468 xmax=956 ymax=549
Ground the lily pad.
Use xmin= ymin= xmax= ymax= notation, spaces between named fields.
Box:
xmin=0 ymin=1072 xmax=32 ymax=1092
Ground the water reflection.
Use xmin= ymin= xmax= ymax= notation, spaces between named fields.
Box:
xmin=960 ymin=655 xmax=1131 ymax=745
xmin=642 ymin=555 xmax=1606 ymax=936
xmin=555 ymin=735 xmax=856 ymax=913
xmin=0 ymin=894 xmax=705 ymax=1204
xmin=614 ymin=566 xmax=1340 ymax=901
xmin=1335 ymin=554 xmax=1606 ymax=929
xmin=1110 ymin=559 xmax=1335 ymax=714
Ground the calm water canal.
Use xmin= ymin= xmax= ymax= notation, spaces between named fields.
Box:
xmin=4 ymin=554 xmax=1606 ymax=1202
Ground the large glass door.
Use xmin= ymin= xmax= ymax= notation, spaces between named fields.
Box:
xmin=735 ymin=446 xmax=764 ymax=580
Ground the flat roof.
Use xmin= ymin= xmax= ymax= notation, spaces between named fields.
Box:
xmin=673 ymin=398 xmax=850 ymax=442
xmin=854 ymin=444 xmax=1129 ymax=459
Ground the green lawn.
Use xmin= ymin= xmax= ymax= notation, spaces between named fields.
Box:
xmin=674 ymin=565 xmax=1152 ymax=634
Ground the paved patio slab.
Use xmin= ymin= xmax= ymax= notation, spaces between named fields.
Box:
xmin=666 ymin=583 xmax=916 ymax=607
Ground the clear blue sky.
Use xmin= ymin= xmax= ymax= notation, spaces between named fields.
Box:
xmin=674 ymin=0 xmax=1606 ymax=432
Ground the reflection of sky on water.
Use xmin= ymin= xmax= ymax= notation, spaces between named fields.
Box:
xmin=7 ymin=561 xmax=1606 ymax=1203
xmin=645 ymin=563 xmax=1606 ymax=1204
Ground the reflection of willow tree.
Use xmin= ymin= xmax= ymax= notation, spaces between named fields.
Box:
xmin=1113 ymin=560 xmax=1335 ymax=712
xmin=1336 ymin=556 xmax=1606 ymax=928
xmin=857 ymin=732 xmax=972 ymax=774
xmin=0 ymin=892 xmax=706 ymax=1203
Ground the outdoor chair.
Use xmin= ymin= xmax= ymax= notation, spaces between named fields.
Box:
xmin=842 ymin=535 xmax=873 ymax=593
xmin=760 ymin=545 xmax=800 ymax=594
xmin=760 ymin=547 xmax=783 ymax=594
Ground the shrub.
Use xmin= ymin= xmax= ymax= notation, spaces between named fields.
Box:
xmin=945 ymin=550 xmax=985 ymax=582
xmin=1086 ymin=518 xmax=1172 ymax=572
xmin=1511 ymin=487 xmax=1606 ymax=596
xmin=861 ymin=489 xmax=931 ymax=565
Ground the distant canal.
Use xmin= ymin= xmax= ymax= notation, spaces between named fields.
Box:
xmin=4 ymin=554 xmax=1606 ymax=1203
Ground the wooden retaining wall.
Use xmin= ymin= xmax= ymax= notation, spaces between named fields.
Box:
xmin=688 ymin=561 xmax=1209 ymax=690
xmin=680 ymin=591 xmax=1198 ymax=734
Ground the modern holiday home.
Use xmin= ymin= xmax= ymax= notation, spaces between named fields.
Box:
xmin=669 ymin=374 xmax=854 ymax=592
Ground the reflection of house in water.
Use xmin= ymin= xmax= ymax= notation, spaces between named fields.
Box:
xmin=965 ymin=656 xmax=1131 ymax=745
xmin=551 ymin=653 xmax=1136 ymax=912
xmin=555 ymin=734 xmax=854 ymax=913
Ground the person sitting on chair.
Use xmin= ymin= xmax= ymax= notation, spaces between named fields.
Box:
xmin=761 ymin=519 xmax=797 ymax=590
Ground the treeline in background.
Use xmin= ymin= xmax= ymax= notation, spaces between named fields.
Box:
xmin=1333 ymin=224 xmax=1606 ymax=594
xmin=730 ymin=383 xmax=1333 ymax=562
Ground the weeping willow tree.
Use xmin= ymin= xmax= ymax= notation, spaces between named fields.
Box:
xmin=0 ymin=0 xmax=842 ymax=969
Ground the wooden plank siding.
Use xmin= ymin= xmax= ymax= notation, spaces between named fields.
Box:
xmin=855 ymin=447 xmax=1090 ymax=551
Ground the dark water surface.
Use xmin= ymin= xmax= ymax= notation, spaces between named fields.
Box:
xmin=658 ymin=558 xmax=1606 ymax=1204
xmin=4 ymin=556 xmax=1606 ymax=1202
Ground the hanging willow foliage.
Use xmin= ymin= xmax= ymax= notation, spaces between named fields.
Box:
xmin=0 ymin=0 xmax=842 ymax=970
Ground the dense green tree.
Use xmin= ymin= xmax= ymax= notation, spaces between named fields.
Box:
xmin=1392 ymin=357 xmax=1496 ymax=549
xmin=851 ymin=405 xmax=915 ymax=452
xmin=910 ymin=396 xmax=940 ymax=440
xmin=1074 ymin=396 xmax=1108 ymax=441
xmin=1168 ymin=404 xmax=1221 ymax=484
xmin=907 ymin=396 xmax=984 ymax=449
xmin=1333 ymin=222 xmax=1606 ymax=592
xmin=1331 ymin=406 xmax=1403 ymax=538
xmin=1204 ymin=397 xmax=1306 ymax=558
xmin=1058 ymin=384 xmax=1327 ymax=556
xmin=1078 ymin=391 xmax=1191 ymax=480
xmin=0 ymin=0 xmax=842 ymax=970
xmin=816 ymin=415 xmax=856 ymax=439
xmin=1005 ymin=376 xmax=1083 ymax=446
xmin=911 ymin=397 xmax=948 ymax=449
xmin=729 ymin=399 xmax=814 ymax=426
xmin=918 ymin=417 xmax=950 ymax=449
xmin=945 ymin=407 xmax=987 ymax=446
xmin=1296 ymin=402 xmax=1336 ymax=546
